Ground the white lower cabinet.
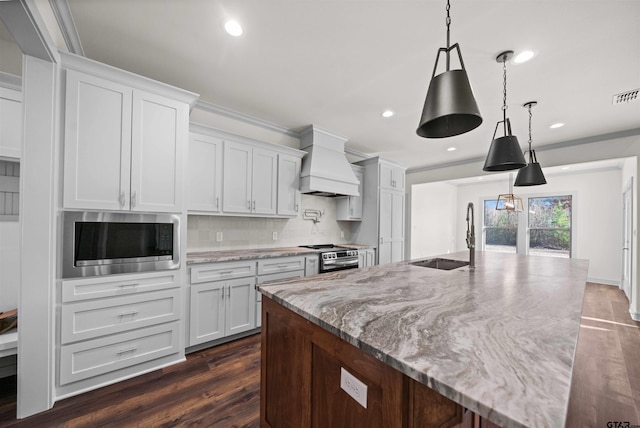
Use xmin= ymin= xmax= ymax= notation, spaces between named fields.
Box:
xmin=189 ymin=262 xmax=257 ymax=346
xmin=58 ymin=271 xmax=182 ymax=390
xmin=357 ymin=249 xmax=376 ymax=268
xmin=59 ymin=322 xmax=180 ymax=385
xmin=305 ymin=255 xmax=320 ymax=276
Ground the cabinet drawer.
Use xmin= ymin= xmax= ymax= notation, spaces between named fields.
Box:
xmin=61 ymin=289 xmax=180 ymax=344
xmin=62 ymin=271 xmax=180 ymax=303
xmin=190 ymin=261 xmax=256 ymax=284
xmin=59 ymin=322 xmax=180 ymax=385
xmin=257 ymin=256 xmax=305 ymax=275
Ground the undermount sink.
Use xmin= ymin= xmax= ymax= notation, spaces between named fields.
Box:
xmin=410 ymin=258 xmax=470 ymax=271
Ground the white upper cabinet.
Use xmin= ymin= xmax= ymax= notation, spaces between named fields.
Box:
xmin=251 ymin=147 xmax=277 ymax=215
xmin=0 ymin=87 xmax=22 ymax=159
xmin=379 ymin=161 xmax=405 ymax=191
xmin=187 ymin=131 xmax=223 ymax=212
xmin=336 ymin=165 xmax=364 ymax=221
xmin=63 ymin=70 xmax=133 ymax=211
xmin=277 ymin=154 xmax=301 ymax=217
xmin=61 ymin=53 xmax=197 ymax=213
xmin=130 ymin=90 xmax=187 ymax=212
xmin=186 ymin=124 xmax=304 ymax=217
xmin=223 ymin=140 xmax=254 ymax=214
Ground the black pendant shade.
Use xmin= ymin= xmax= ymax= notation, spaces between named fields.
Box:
xmin=514 ymin=101 xmax=547 ymax=186
xmin=417 ymin=68 xmax=482 ymax=138
xmin=514 ymin=155 xmax=547 ymax=186
xmin=416 ymin=0 xmax=482 ymax=139
xmin=483 ymin=119 xmax=526 ymax=171
xmin=483 ymin=51 xmax=526 ymax=172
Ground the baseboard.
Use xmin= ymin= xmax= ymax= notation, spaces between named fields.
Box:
xmin=587 ymin=277 xmax=620 ymax=287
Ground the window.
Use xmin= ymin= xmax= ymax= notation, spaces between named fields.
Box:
xmin=528 ymin=196 xmax=572 ymax=258
xmin=483 ymin=199 xmax=517 ymax=253
xmin=482 ymin=194 xmax=573 ymax=257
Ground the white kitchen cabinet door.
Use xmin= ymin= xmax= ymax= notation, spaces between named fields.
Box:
xmin=379 ymin=162 xmax=405 ymax=191
xmin=63 ymin=70 xmax=133 ymax=210
xmin=277 ymin=154 xmax=301 ymax=216
xmin=189 ymin=282 xmax=225 ymax=346
xmin=0 ymin=87 xmax=22 ymax=159
xmin=226 ymin=276 xmax=257 ymax=336
xmin=223 ymin=141 xmax=252 ymax=214
xmin=305 ymin=255 xmax=319 ymax=276
xmin=187 ymin=133 xmax=223 ymax=212
xmin=336 ymin=167 xmax=364 ymax=221
xmin=251 ymin=148 xmax=277 ymax=215
xmin=366 ymin=249 xmax=376 ymax=267
xmin=130 ymin=90 xmax=186 ymax=213
xmin=379 ymin=189 xmax=404 ymax=264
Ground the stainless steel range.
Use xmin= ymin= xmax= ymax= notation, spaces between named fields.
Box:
xmin=299 ymin=244 xmax=359 ymax=273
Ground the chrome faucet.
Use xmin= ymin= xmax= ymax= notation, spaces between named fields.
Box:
xmin=466 ymin=202 xmax=475 ymax=269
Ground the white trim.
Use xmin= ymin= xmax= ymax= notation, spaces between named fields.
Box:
xmin=48 ymin=0 xmax=84 ymax=56
xmin=630 ymin=311 xmax=640 ymax=322
xmin=0 ymin=72 xmax=22 ymax=92
xmin=587 ymin=277 xmax=621 ymax=286
xmin=58 ymin=52 xmax=199 ymax=110
xmin=407 ymin=128 xmax=640 ymax=175
xmin=189 ymin=122 xmax=305 ymax=158
xmin=195 ymin=99 xmax=297 ymax=137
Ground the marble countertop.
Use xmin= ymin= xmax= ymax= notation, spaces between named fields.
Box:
xmin=186 ymin=244 xmax=374 ymax=264
xmin=257 ymin=251 xmax=589 ymax=428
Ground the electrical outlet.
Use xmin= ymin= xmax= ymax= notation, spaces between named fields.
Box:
xmin=340 ymin=367 xmax=367 ymax=408
xmin=216 ymin=231 xmax=223 ymax=242
xmin=272 ymin=231 xmax=278 ymax=241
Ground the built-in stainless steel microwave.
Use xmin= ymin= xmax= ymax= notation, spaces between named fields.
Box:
xmin=62 ymin=211 xmax=180 ymax=278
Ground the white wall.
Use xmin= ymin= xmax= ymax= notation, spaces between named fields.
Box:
xmin=188 ymin=194 xmax=353 ymax=251
xmin=450 ymin=168 xmax=623 ymax=284
xmin=410 ymin=181 xmax=457 ymax=259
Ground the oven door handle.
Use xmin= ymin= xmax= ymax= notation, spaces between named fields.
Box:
xmin=323 ymin=258 xmax=359 ymax=267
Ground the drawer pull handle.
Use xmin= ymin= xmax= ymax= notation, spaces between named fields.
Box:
xmin=119 ymin=283 xmax=139 ymax=288
xmin=118 ymin=310 xmax=139 ymax=318
xmin=277 ymin=265 xmax=289 ymax=268
xmin=117 ymin=346 xmax=138 ymax=355
xmin=219 ymin=271 xmax=233 ymax=275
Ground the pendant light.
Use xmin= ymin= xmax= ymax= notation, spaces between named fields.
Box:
xmin=496 ymin=173 xmax=523 ymax=212
xmin=514 ymin=101 xmax=547 ymax=186
xmin=416 ymin=0 xmax=482 ymax=138
xmin=483 ymin=51 xmax=526 ymax=171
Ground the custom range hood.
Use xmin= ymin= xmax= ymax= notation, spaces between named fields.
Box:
xmin=299 ymin=125 xmax=360 ymax=197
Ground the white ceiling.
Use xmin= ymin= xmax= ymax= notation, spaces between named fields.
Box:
xmin=6 ymin=1 xmax=640 ymax=171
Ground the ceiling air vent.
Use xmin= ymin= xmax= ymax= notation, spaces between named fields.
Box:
xmin=612 ymin=88 xmax=639 ymax=105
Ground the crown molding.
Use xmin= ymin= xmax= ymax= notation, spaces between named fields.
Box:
xmin=0 ymin=72 xmax=22 ymax=92
xmin=195 ymin=99 xmax=299 ymax=138
xmin=49 ymin=0 xmax=84 ymax=56
xmin=407 ymin=128 xmax=640 ymax=175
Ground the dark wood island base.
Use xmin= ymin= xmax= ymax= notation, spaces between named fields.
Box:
xmin=260 ymin=297 xmax=499 ymax=428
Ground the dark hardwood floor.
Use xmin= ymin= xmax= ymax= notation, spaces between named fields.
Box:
xmin=0 ymin=283 xmax=638 ymax=427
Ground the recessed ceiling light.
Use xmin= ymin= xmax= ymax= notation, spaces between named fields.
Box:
xmin=513 ymin=50 xmax=535 ymax=64
xmin=381 ymin=110 xmax=395 ymax=118
xmin=224 ymin=19 xmax=243 ymax=37
xmin=550 ymin=122 xmax=564 ymax=129
xmin=561 ymin=166 xmax=570 ymax=170
xmin=477 ymin=177 xmax=483 ymax=180
xmin=447 ymin=147 xmax=456 ymax=152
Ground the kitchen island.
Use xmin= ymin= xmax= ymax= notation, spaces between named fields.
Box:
xmin=257 ymin=251 xmax=589 ymax=428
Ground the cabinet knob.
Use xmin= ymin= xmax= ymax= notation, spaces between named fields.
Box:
xmin=247 ymin=200 xmax=251 ymax=210
xmin=253 ymin=200 xmax=256 ymax=211
xmin=216 ymin=197 xmax=219 ymax=209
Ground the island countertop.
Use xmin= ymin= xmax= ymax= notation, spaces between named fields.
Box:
xmin=257 ymin=251 xmax=589 ymax=428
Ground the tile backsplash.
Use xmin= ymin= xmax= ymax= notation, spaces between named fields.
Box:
xmin=187 ymin=194 xmax=354 ymax=251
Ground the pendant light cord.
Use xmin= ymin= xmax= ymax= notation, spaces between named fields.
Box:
xmin=527 ymin=103 xmax=533 ymax=160
xmin=445 ymin=0 xmax=451 ymax=70
xmin=502 ymin=56 xmax=508 ymax=134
